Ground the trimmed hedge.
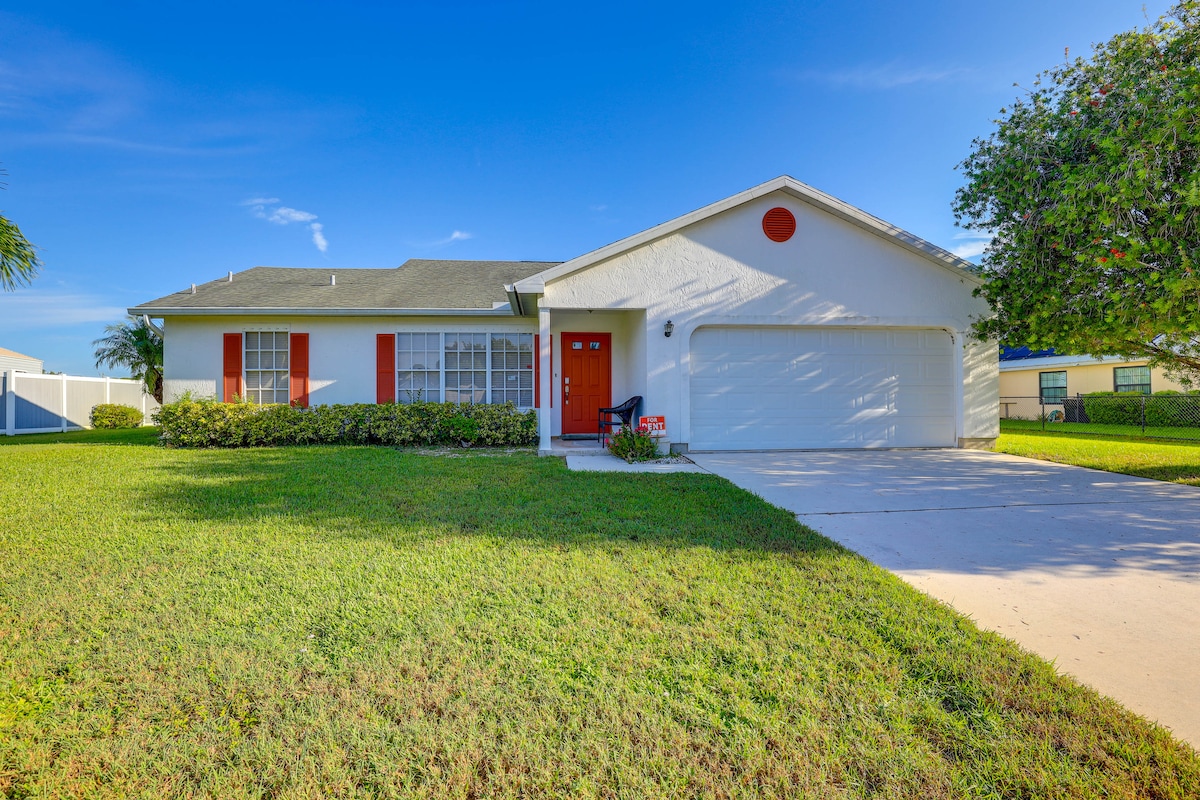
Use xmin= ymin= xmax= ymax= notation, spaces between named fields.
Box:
xmin=1081 ymin=390 xmax=1200 ymax=428
xmin=1081 ymin=391 xmax=1146 ymax=426
xmin=1145 ymin=390 xmax=1200 ymax=428
xmin=90 ymin=403 xmax=144 ymax=429
xmin=154 ymin=399 xmax=538 ymax=448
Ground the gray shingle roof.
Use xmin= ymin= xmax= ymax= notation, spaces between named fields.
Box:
xmin=130 ymin=259 xmax=560 ymax=314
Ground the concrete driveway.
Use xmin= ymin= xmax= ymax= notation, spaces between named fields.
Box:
xmin=687 ymin=449 xmax=1200 ymax=746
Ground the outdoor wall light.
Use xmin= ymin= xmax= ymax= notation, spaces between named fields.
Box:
xmin=664 ymin=320 xmax=674 ymax=338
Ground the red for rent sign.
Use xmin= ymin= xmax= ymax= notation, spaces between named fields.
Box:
xmin=639 ymin=416 xmax=666 ymax=436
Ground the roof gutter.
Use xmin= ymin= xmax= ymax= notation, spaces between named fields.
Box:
xmin=141 ymin=314 xmax=165 ymax=337
xmin=504 ymin=284 xmax=524 ymax=316
xmin=127 ymin=306 xmax=518 ymax=318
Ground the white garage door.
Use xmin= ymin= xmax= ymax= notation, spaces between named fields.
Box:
xmin=689 ymin=326 xmax=956 ymax=450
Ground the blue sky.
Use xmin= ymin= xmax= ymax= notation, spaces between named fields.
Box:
xmin=0 ymin=0 xmax=1175 ymax=375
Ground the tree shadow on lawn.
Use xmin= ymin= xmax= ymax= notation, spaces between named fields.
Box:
xmin=0 ymin=426 xmax=160 ymax=447
xmin=140 ymin=445 xmax=843 ymax=558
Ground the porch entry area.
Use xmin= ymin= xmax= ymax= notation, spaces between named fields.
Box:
xmin=559 ymin=332 xmax=611 ymax=437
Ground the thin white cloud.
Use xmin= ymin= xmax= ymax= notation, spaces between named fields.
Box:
xmin=409 ymin=230 xmax=475 ymax=249
xmin=433 ymin=230 xmax=474 ymax=246
xmin=789 ymin=63 xmax=970 ymax=90
xmin=0 ymin=290 xmax=128 ymax=330
xmin=951 ymin=232 xmax=993 ymax=259
xmin=589 ymin=204 xmax=608 ymax=213
xmin=952 ymin=240 xmax=989 ymax=259
xmin=310 ymin=222 xmax=327 ymax=253
xmin=269 ymin=207 xmax=317 ymax=225
xmin=242 ymin=197 xmax=329 ymax=253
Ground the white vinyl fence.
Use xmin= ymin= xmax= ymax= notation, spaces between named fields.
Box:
xmin=1 ymin=370 xmax=159 ymax=435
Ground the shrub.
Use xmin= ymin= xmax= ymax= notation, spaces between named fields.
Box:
xmin=1145 ymin=390 xmax=1200 ymax=428
xmin=1081 ymin=392 xmax=1145 ymax=426
xmin=153 ymin=398 xmax=538 ymax=448
xmin=90 ymin=403 xmax=144 ymax=429
xmin=607 ymin=424 xmax=660 ymax=462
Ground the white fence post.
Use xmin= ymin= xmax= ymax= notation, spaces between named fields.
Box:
xmin=4 ymin=370 xmax=14 ymax=436
xmin=60 ymin=373 xmax=68 ymax=432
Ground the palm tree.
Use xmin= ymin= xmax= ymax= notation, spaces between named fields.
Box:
xmin=0 ymin=167 xmax=41 ymax=291
xmin=94 ymin=316 xmax=164 ymax=403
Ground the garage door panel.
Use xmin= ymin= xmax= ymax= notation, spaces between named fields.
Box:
xmin=689 ymin=326 xmax=956 ymax=450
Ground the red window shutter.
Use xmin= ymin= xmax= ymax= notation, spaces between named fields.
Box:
xmin=290 ymin=333 xmax=310 ymax=407
xmin=222 ymin=333 xmax=242 ymax=402
xmin=376 ymin=333 xmax=395 ymax=404
xmin=534 ymin=334 xmax=540 ymax=409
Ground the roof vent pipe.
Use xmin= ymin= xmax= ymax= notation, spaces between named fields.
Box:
xmin=190 ymin=284 xmax=197 ymax=294
xmin=228 ymin=271 xmax=234 ymax=282
xmin=330 ymin=274 xmax=336 ymax=286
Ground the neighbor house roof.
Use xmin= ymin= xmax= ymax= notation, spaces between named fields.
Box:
xmin=512 ymin=175 xmax=983 ymax=295
xmin=999 ymin=346 xmax=1059 ymax=362
xmin=130 ymin=259 xmax=560 ymax=316
xmin=0 ymin=346 xmax=38 ymax=361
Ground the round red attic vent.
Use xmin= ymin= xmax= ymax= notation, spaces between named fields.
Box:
xmin=762 ymin=207 xmax=796 ymax=242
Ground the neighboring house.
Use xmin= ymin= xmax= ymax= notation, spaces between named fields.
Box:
xmin=0 ymin=347 xmax=43 ymax=374
xmin=130 ymin=176 xmax=998 ymax=453
xmin=999 ymin=347 xmax=1189 ymax=410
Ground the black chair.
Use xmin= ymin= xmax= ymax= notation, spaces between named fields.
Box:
xmin=598 ymin=395 xmax=642 ymax=446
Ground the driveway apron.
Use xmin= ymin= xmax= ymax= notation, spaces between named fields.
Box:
xmin=688 ymin=449 xmax=1200 ymax=746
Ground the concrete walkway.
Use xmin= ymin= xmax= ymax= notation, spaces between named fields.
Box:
xmin=687 ymin=449 xmax=1200 ymax=746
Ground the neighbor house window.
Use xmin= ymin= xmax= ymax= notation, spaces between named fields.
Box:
xmin=1039 ymin=371 xmax=1067 ymax=403
xmin=244 ymin=331 xmax=289 ymax=404
xmin=395 ymin=332 xmax=535 ymax=407
xmin=1114 ymin=365 xmax=1151 ymax=394
xmin=396 ymin=333 xmax=441 ymax=402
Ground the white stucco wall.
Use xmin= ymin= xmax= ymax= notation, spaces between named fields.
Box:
xmin=542 ymin=189 xmax=996 ymax=447
xmin=163 ymin=315 xmax=536 ymax=405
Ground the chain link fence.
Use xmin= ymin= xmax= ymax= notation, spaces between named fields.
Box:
xmin=1000 ymin=394 xmax=1200 ymax=442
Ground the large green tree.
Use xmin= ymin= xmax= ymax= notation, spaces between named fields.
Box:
xmin=0 ymin=166 xmax=40 ymax=290
xmin=94 ymin=316 xmax=164 ymax=403
xmin=954 ymin=1 xmax=1200 ymax=381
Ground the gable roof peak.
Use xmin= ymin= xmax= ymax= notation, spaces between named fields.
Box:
xmin=514 ymin=176 xmax=980 ymax=292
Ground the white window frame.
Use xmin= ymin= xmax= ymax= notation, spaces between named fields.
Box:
xmin=244 ymin=329 xmax=290 ymax=405
xmin=395 ymin=331 xmax=536 ymax=409
xmin=396 ymin=332 xmax=442 ymax=403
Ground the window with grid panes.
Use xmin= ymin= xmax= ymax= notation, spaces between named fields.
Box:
xmin=1114 ymin=365 xmax=1151 ymax=394
xmin=444 ymin=333 xmax=488 ymax=404
xmin=1039 ymin=371 xmax=1067 ymax=403
xmin=489 ymin=333 xmax=534 ymax=407
xmin=396 ymin=333 xmax=441 ymax=402
xmin=244 ymin=331 xmax=289 ymax=404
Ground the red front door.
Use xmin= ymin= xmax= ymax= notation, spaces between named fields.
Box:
xmin=561 ymin=332 xmax=612 ymax=435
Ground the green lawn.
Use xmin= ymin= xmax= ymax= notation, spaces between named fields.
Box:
xmin=2 ymin=430 xmax=1197 ymax=798
xmin=1000 ymin=418 xmax=1200 ymax=442
xmin=995 ymin=429 xmax=1200 ymax=486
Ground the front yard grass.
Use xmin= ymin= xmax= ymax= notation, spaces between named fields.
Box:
xmin=2 ymin=431 xmax=1197 ymax=797
xmin=995 ymin=429 xmax=1200 ymax=486
xmin=1000 ymin=417 xmax=1200 ymax=442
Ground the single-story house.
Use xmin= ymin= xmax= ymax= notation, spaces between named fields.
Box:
xmin=131 ymin=176 xmax=998 ymax=453
xmin=999 ymin=346 xmax=1190 ymax=417
xmin=0 ymin=347 xmax=43 ymax=374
